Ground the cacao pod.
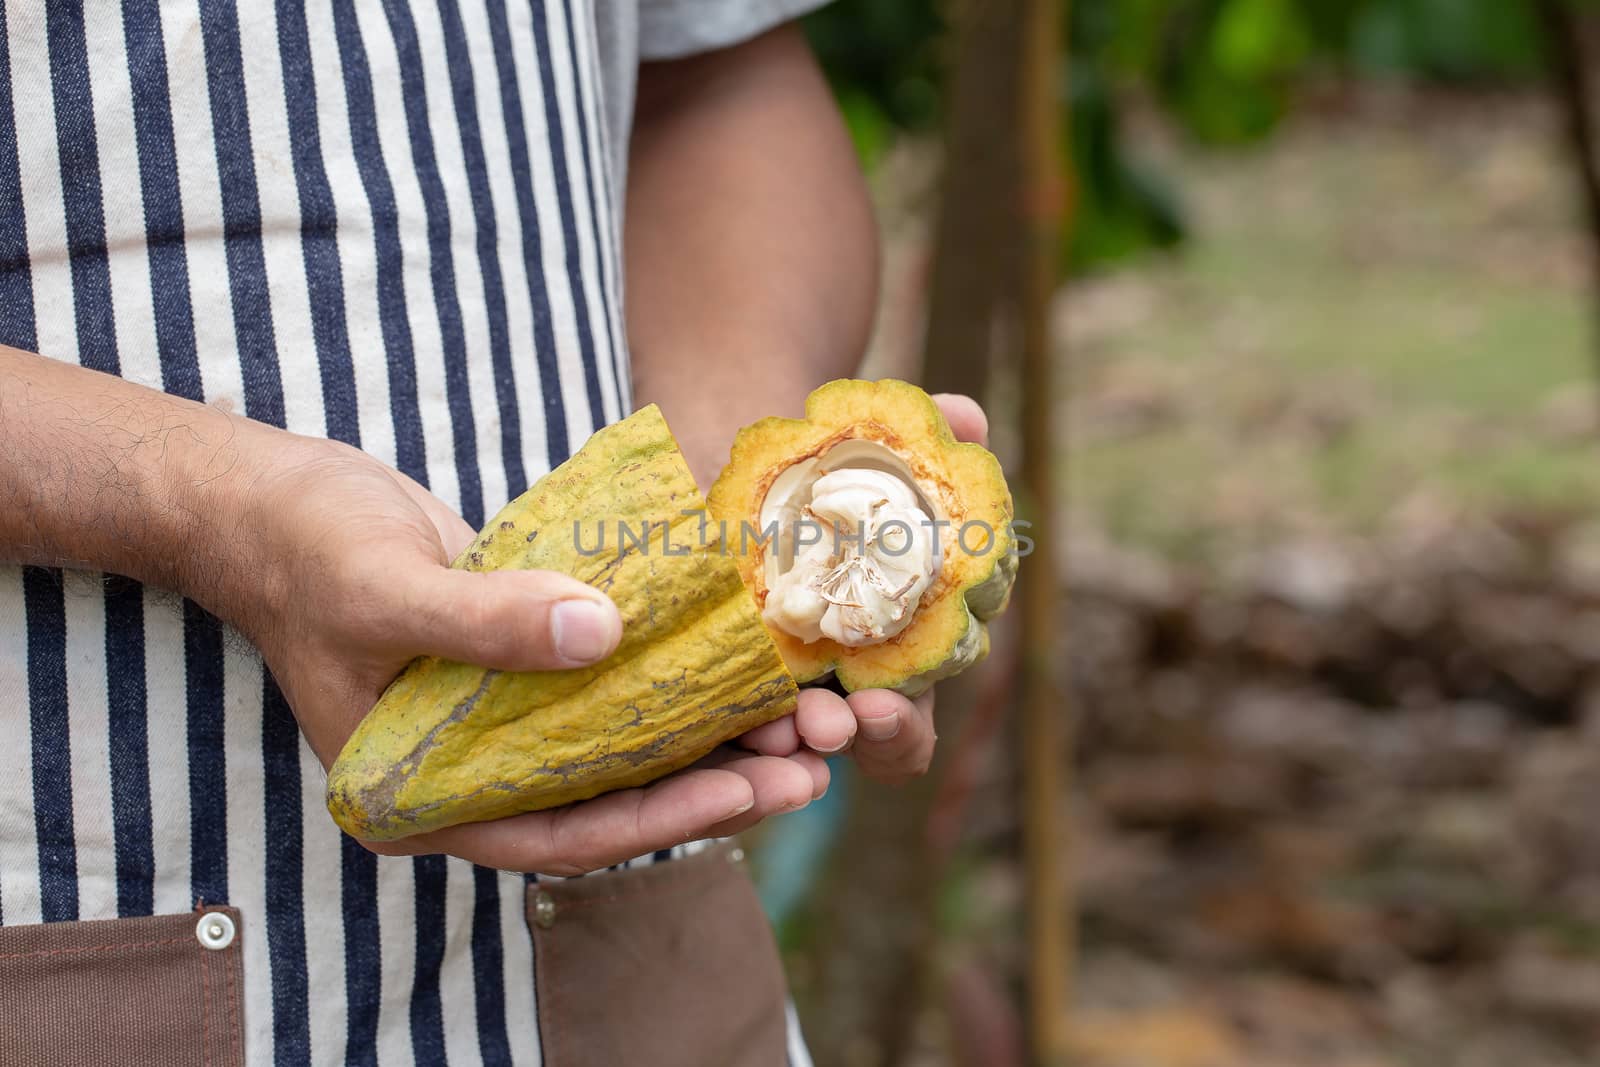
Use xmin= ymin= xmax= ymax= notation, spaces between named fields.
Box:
xmin=327 ymin=405 xmax=799 ymax=841
xmin=328 ymin=380 xmax=1016 ymax=840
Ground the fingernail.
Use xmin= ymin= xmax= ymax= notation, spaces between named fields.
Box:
xmin=859 ymin=713 xmax=902 ymax=743
xmin=551 ymin=599 xmax=616 ymax=664
xmin=810 ymin=737 xmax=851 ymax=755
xmin=722 ymin=797 xmax=756 ymax=820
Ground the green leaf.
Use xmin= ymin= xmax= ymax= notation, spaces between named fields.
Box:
xmin=1210 ymin=0 xmax=1311 ymax=79
xmin=834 ymin=88 xmax=894 ymax=172
xmin=1066 ymin=62 xmax=1188 ymax=272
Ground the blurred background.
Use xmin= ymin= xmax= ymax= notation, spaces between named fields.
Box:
xmin=757 ymin=1 xmax=1600 ymax=1065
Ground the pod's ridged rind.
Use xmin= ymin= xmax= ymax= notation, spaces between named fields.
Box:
xmin=327 ymin=405 xmax=799 ymax=841
xmin=707 ymin=379 xmax=1017 ymax=696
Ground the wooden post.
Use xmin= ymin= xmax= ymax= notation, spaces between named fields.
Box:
xmin=1017 ymin=0 xmax=1071 ymax=1062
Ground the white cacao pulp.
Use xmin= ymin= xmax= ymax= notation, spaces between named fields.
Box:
xmin=759 ymin=441 xmax=942 ymax=647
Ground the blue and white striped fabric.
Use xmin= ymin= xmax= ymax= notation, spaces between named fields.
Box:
xmin=0 ymin=2 xmax=813 ymax=1063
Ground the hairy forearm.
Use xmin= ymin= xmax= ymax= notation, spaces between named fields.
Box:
xmin=0 ymin=345 xmax=265 ymax=605
xmin=625 ymin=24 xmax=878 ymax=486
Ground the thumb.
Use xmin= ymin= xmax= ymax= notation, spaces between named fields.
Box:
xmin=395 ymin=565 xmax=623 ymax=671
xmin=931 ymin=393 xmax=988 ymax=446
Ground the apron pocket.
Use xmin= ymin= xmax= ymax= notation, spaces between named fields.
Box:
xmin=529 ymin=843 xmax=789 ymax=1067
xmin=0 ymin=906 xmax=245 ymax=1067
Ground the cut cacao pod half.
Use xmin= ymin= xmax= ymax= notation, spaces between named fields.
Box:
xmin=327 ymin=380 xmax=1017 ymax=841
xmin=710 ymin=378 xmax=1016 ymax=697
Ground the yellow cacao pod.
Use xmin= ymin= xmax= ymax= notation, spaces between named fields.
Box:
xmin=326 ymin=405 xmax=799 ymax=841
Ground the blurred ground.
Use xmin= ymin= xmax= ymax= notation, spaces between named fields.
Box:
xmin=1069 ymin=88 xmax=1598 ymax=556
xmin=1066 ymin=91 xmax=1600 ymax=1067
xmin=864 ymin=89 xmax=1600 ymax=1067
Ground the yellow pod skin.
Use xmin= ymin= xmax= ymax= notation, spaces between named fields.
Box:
xmin=708 ymin=379 xmax=1017 ymax=697
xmin=327 ymin=405 xmax=799 ymax=842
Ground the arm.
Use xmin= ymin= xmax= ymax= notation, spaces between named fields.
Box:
xmin=626 ymin=23 xmax=878 ymax=486
xmin=0 ymin=347 xmax=261 ymax=610
xmin=0 ymin=345 xmax=825 ymax=874
xmin=0 ymin=344 xmax=615 ymax=709
xmin=626 ymin=24 xmax=988 ymax=783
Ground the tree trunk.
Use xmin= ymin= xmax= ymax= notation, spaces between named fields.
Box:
xmin=1538 ymin=0 xmax=1600 ymax=423
xmin=922 ymin=0 xmax=1027 ymax=402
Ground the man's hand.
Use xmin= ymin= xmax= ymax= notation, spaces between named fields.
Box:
xmin=732 ymin=394 xmax=990 ymax=786
xmin=234 ymin=432 xmax=826 ymax=876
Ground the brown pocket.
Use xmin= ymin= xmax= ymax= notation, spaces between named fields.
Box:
xmin=530 ymin=844 xmax=789 ymax=1067
xmin=0 ymin=906 xmax=245 ymax=1067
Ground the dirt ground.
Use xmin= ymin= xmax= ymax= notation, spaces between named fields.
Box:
xmin=874 ymin=89 xmax=1600 ymax=1067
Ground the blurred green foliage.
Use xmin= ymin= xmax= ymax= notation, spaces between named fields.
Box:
xmin=802 ymin=0 xmax=946 ymax=169
xmin=804 ymin=0 xmax=1559 ymax=271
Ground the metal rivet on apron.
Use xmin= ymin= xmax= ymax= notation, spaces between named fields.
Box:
xmin=728 ymin=847 xmax=745 ymax=864
xmin=196 ymin=911 xmax=236 ymax=951
xmin=532 ymin=890 xmax=557 ymax=929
